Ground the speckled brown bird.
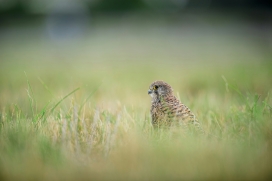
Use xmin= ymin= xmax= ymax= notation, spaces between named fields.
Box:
xmin=148 ymin=80 xmax=203 ymax=133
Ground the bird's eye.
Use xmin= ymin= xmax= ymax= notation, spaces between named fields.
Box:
xmin=154 ymin=85 xmax=158 ymax=90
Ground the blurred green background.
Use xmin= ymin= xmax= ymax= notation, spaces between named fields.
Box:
xmin=0 ymin=0 xmax=272 ymax=180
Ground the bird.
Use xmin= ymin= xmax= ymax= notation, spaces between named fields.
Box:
xmin=148 ymin=80 xmax=203 ymax=133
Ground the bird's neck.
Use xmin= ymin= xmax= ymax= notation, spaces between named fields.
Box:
xmin=158 ymin=93 xmax=173 ymax=102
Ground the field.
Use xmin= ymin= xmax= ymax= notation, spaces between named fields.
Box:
xmin=1 ymin=17 xmax=272 ymax=180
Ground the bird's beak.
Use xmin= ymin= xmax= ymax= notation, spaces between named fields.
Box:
xmin=148 ymin=89 xmax=152 ymax=94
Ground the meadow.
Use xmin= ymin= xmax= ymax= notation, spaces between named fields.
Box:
xmin=0 ymin=17 xmax=272 ymax=180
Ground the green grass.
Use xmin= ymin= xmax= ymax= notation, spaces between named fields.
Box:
xmin=1 ymin=20 xmax=272 ymax=180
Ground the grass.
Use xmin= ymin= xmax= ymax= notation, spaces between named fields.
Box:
xmin=0 ymin=19 xmax=272 ymax=180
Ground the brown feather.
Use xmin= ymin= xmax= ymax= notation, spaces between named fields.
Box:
xmin=148 ymin=80 xmax=203 ymax=133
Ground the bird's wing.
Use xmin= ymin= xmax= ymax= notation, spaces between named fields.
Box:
xmin=163 ymin=96 xmax=204 ymax=134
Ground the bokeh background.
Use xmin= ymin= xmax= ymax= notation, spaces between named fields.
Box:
xmin=1 ymin=0 xmax=272 ymax=180
xmin=1 ymin=0 xmax=272 ymax=109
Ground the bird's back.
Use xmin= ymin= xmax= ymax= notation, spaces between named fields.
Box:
xmin=151 ymin=94 xmax=203 ymax=133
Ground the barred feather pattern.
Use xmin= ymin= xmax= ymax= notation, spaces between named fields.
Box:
xmin=148 ymin=81 xmax=203 ymax=133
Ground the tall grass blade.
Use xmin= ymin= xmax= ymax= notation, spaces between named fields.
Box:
xmin=50 ymin=87 xmax=80 ymax=114
xmin=78 ymin=83 xmax=102 ymax=116
xmin=222 ymin=75 xmax=251 ymax=110
xmin=36 ymin=101 xmax=51 ymax=121
xmin=24 ymin=72 xmax=36 ymax=121
xmin=38 ymin=77 xmax=54 ymax=97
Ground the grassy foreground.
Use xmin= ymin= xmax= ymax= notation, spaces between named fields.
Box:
xmin=1 ymin=61 xmax=271 ymax=180
xmin=1 ymin=21 xmax=272 ymax=180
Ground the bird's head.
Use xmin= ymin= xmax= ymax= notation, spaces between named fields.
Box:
xmin=148 ymin=80 xmax=173 ymax=100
